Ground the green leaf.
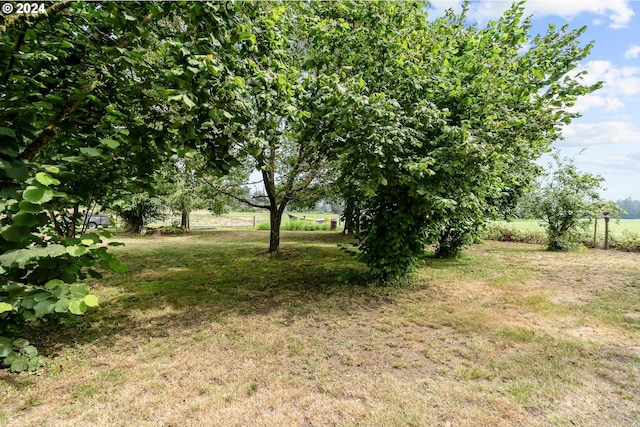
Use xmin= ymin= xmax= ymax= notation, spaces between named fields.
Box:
xmin=22 ymin=185 xmax=54 ymax=204
xmin=0 ymin=127 xmax=16 ymax=138
xmin=0 ymin=302 xmax=13 ymax=313
xmin=20 ymin=298 xmax=35 ymax=309
xmin=183 ymin=94 xmax=196 ymax=108
xmin=45 ymin=279 xmax=65 ymax=289
xmin=10 ymin=358 xmax=28 ymax=373
xmin=100 ymin=138 xmax=120 ymax=149
xmin=0 ymin=337 xmax=12 ymax=357
xmin=83 ymin=294 xmax=99 ymax=307
xmin=0 ymin=225 xmax=31 ymax=242
xmin=54 ymin=298 xmax=70 ymax=313
xmin=68 ymin=300 xmax=87 ymax=315
xmin=69 ymin=284 xmax=90 ymax=299
xmin=99 ymin=229 xmax=115 ymax=239
xmin=79 ymin=147 xmax=102 ymax=157
xmin=50 ymin=283 xmax=69 ymax=298
xmin=233 ymin=76 xmax=246 ymax=88
xmin=33 ymin=299 xmax=56 ymax=315
xmin=35 ymin=172 xmax=60 ymax=186
xmin=66 ymin=245 xmax=87 ymax=257
xmin=18 ymin=201 xmax=44 ymax=213
xmin=11 ymin=212 xmax=40 ymax=227
xmin=87 ymin=269 xmax=103 ymax=279
xmin=23 ymin=345 xmax=38 ymax=357
xmin=0 ymin=246 xmax=68 ymax=266
xmin=1 ymin=161 xmax=28 ymax=180
xmin=44 ymin=165 xmax=60 ymax=174
xmin=33 ymin=292 xmax=51 ymax=302
xmin=79 ymin=233 xmax=100 ymax=245
xmin=24 ymin=29 xmax=36 ymax=41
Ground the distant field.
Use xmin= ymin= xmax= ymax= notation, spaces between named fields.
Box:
xmin=147 ymin=210 xmax=341 ymax=230
xmin=492 ymin=219 xmax=640 ymax=238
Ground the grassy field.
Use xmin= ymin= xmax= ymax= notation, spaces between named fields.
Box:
xmin=1 ymin=231 xmax=639 ymax=426
xmin=492 ymin=219 xmax=640 ymax=237
xmin=148 ymin=210 xmax=340 ymax=230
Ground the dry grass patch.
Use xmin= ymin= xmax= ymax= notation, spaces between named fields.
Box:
xmin=0 ymin=233 xmax=639 ymax=426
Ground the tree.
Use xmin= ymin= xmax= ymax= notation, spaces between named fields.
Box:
xmin=529 ymin=153 xmax=615 ymax=251
xmin=616 ymin=198 xmax=640 ymax=219
xmin=307 ymin=1 xmax=600 ymax=281
xmin=198 ymin=2 xmax=341 ymax=254
xmin=0 ymin=1 xmax=260 ymax=370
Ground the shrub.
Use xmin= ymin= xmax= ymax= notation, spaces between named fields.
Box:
xmin=484 ymin=225 xmax=547 ymax=244
xmin=527 ymin=154 xmax=615 ymax=252
xmin=610 ymin=231 xmax=640 ymax=252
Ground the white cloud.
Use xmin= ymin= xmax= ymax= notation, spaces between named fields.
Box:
xmin=569 ymin=94 xmax=626 ymax=113
xmin=576 ymin=153 xmax=640 ymax=173
xmin=439 ymin=0 xmax=636 ymax=29
xmin=561 ymin=121 xmax=640 ymax=146
xmin=525 ymin=0 xmax=634 ymax=29
xmin=626 ymin=45 xmax=640 ymax=59
xmin=579 ymin=60 xmax=640 ymax=96
xmin=568 ymin=61 xmax=640 ymax=112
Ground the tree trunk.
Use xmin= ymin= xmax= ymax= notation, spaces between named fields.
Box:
xmin=124 ymin=216 xmax=143 ymax=234
xmin=68 ymin=202 xmax=80 ymax=237
xmin=48 ymin=210 xmax=64 ymax=237
xmin=181 ymin=210 xmax=189 ymax=230
xmin=269 ymin=208 xmax=283 ymax=254
xmin=343 ymin=199 xmax=356 ymax=235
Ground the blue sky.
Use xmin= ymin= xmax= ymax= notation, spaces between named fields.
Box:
xmin=429 ymin=1 xmax=640 ymax=201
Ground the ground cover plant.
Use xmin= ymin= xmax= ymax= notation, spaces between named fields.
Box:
xmin=0 ymin=230 xmax=638 ymax=426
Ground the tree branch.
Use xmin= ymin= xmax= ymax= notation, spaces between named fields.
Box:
xmin=1 ymin=23 xmax=26 ymax=85
xmin=18 ymin=79 xmax=99 ymax=160
xmin=200 ymin=173 xmax=270 ymax=210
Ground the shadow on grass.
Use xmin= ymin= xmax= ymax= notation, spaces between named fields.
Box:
xmin=28 ymin=230 xmax=391 ymax=355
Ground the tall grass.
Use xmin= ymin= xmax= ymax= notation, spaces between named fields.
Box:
xmin=485 ymin=223 xmax=640 ymax=251
xmin=256 ymin=219 xmax=332 ymax=231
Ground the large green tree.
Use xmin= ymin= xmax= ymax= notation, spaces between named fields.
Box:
xmin=0 ymin=1 xmax=259 ymax=369
xmin=307 ymin=1 xmax=600 ymax=281
xmin=201 ymin=2 xmax=342 ymax=254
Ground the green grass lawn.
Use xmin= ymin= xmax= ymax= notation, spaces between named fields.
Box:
xmin=1 ymin=230 xmax=639 ymax=426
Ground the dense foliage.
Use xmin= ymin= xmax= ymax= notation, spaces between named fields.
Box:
xmin=305 ymin=1 xmax=599 ymax=280
xmin=0 ymin=1 xmax=260 ymax=370
xmin=1 ymin=0 xmax=606 ymax=369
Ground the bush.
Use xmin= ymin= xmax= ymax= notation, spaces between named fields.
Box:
xmin=484 ymin=225 xmax=547 ymax=244
xmin=527 ymin=154 xmax=613 ymax=252
xmin=610 ymin=231 xmax=640 ymax=252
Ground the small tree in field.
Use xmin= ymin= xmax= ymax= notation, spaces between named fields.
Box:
xmin=531 ymin=154 xmax=613 ymax=251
